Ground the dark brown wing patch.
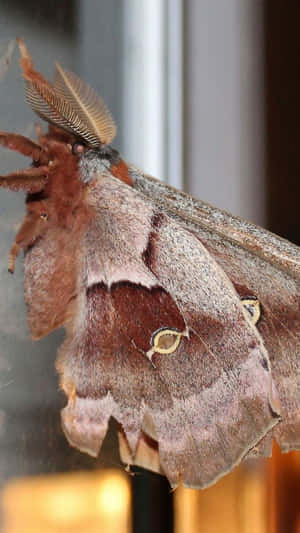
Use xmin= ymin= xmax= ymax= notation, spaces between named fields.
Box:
xmin=58 ymin=282 xmax=179 ymax=456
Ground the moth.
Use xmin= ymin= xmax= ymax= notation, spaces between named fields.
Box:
xmin=0 ymin=40 xmax=299 ymax=489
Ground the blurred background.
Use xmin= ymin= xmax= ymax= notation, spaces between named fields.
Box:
xmin=0 ymin=1 xmax=299 ymax=532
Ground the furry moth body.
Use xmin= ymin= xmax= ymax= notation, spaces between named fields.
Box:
xmin=0 ymin=40 xmax=299 ymax=489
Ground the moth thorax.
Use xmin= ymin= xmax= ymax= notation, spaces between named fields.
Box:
xmin=79 ymin=147 xmax=120 ymax=183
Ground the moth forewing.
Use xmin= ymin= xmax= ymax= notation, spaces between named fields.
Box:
xmin=132 ymin=168 xmax=300 ymax=457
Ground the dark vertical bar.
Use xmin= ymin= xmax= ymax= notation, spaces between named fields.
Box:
xmin=264 ymin=1 xmax=300 ymax=528
xmin=264 ymin=1 xmax=300 ymax=245
xmin=2 ymin=0 xmax=78 ymax=37
xmin=131 ymin=468 xmax=174 ymax=533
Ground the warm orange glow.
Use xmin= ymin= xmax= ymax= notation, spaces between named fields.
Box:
xmin=1 ymin=469 xmax=131 ymax=533
xmin=96 ymin=471 xmax=130 ymax=516
xmin=175 ymin=451 xmax=300 ymax=533
xmin=267 ymin=446 xmax=300 ymax=533
xmin=174 ymin=462 xmax=268 ymax=533
xmin=45 ymin=486 xmax=87 ymax=524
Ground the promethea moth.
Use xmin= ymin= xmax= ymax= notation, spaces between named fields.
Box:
xmin=0 ymin=40 xmax=299 ymax=489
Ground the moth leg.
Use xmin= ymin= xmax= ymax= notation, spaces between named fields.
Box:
xmin=8 ymin=204 xmax=49 ymax=273
xmin=36 ymin=124 xmax=72 ymax=148
xmin=45 ymin=125 xmax=76 ymax=146
xmin=0 ymin=166 xmax=49 ymax=192
xmin=0 ymin=132 xmax=42 ymax=160
xmin=8 ymin=243 xmax=20 ymax=274
xmin=35 ymin=123 xmax=44 ymax=143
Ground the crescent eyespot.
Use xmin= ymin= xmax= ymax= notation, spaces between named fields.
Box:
xmin=241 ymin=297 xmax=262 ymax=325
xmin=145 ymin=327 xmax=187 ymax=366
xmin=151 ymin=327 xmax=183 ymax=354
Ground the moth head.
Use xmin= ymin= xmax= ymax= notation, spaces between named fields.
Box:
xmin=72 ymin=142 xmax=86 ymax=156
xmin=14 ymin=40 xmax=135 ymax=187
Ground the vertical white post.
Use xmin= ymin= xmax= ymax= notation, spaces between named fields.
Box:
xmin=122 ymin=0 xmax=167 ymax=179
xmin=185 ymin=0 xmax=265 ymax=225
xmin=167 ymin=0 xmax=184 ymax=189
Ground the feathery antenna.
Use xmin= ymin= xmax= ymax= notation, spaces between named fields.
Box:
xmin=17 ymin=39 xmax=116 ymax=147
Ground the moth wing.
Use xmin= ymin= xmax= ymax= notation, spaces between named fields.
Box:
xmin=57 ymin=173 xmax=280 ymax=489
xmin=132 ymin=169 xmax=300 ymax=456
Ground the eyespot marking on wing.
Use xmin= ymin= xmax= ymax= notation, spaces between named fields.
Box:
xmin=152 ymin=327 xmax=182 ymax=354
xmin=241 ymin=297 xmax=262 ymax=325
xmin=146 ymin=327 xmax=188 ymax=364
